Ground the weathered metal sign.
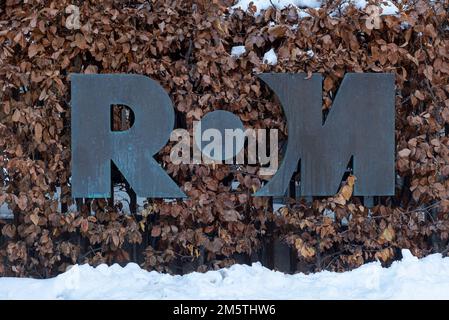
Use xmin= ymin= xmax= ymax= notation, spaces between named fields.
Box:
xmin=70 ymin=73 xmax=395 ymax=199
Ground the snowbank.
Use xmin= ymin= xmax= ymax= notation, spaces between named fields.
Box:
xmin=1 ymin=250 xmax=449 ymax=299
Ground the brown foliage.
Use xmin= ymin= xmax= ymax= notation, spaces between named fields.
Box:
xmin=0 ymin=0 xmax=448 ymax=277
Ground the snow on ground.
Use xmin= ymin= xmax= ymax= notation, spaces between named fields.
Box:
xmin=1 ymin=249 xmax=449 ymax=299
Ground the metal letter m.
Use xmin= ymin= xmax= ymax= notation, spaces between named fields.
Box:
xmin=255 ymin=73 xmax=395 ymax=197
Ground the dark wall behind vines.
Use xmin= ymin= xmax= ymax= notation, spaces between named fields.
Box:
xmin=0 ymin=0 xmax=448 ymax=277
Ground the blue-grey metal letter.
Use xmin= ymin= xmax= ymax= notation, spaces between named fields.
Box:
xmin=71 ymin=74 xmax=185 ymax=198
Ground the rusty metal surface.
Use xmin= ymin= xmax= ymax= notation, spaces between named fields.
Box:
xmin=255 ymin=73 xmax=395 ymax=197
xmin=70 ymin=73 xmax=185 ymax=198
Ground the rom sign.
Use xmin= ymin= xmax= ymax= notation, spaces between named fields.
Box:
xmin=70 ymin=73 xmax=395 ymax=199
